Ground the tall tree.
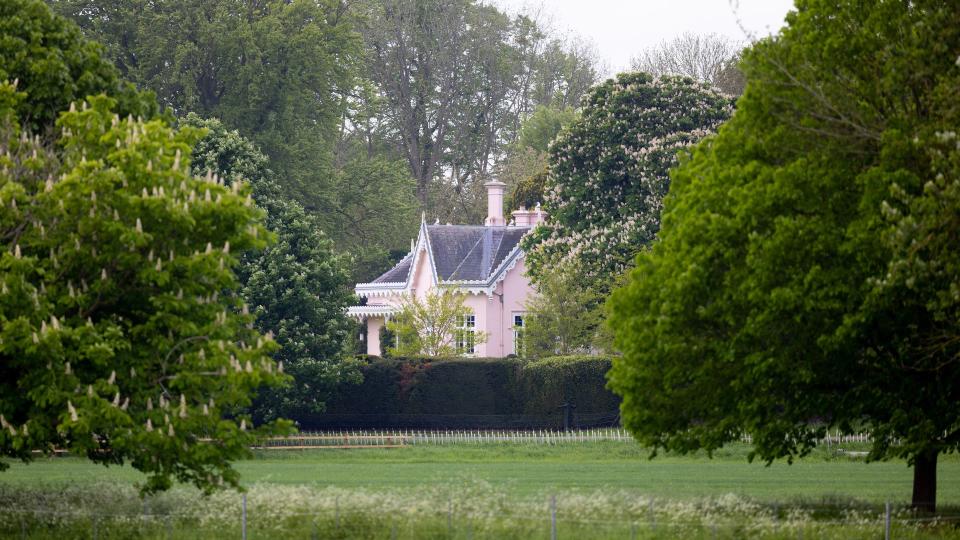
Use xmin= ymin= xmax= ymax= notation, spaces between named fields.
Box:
xmin=48 ymin=0 xmax=362 ymax=208
xmin=0 ymin=93 xmax=288 ymax=493
xmin=608 ymin=0 xmax=960 ymax=512
xmin=185 ymin=115 xmax=361 ymax=424
xmin=1 ymin=0 xmax=288 ymax=494
xmin=359 ymin=0 xmax=599 ymax=221
xmin=631 ymin=33 xmax=745 ymax=96
xmin=523 ymin=73 xmax=733 ymax=296
xmin=0 ymin=0 xmax=159 ymax=133
xmin=501 ymin=105 xmax=578 ymax=213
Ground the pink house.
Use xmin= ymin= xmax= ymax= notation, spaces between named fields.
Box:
xmin=347 ymin=181 xmax=545 ymax=357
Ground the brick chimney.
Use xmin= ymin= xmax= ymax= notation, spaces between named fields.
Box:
xmin=484 ymin=180 xmax=506 ymax=226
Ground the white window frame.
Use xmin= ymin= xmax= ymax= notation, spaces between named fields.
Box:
xmin=512 ymin=312 xmax=526 ymax=357
xmin=455 ymin=313 xmax=476 ymax=356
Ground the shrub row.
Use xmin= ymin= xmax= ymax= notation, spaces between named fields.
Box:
xmin=300 ymin=356 xmax=621 ymax=429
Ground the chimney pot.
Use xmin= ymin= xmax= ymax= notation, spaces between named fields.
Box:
xmin=484 ymin=180 xmax=507 ymax=226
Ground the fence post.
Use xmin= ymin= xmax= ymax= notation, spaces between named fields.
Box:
xmin=335 ymin=496 xmax=340 ymax=529
xmin=649 ymin=499 xmax=656 ymax=532
xmin=241 ymin=493 xmax=247 ymax=540
xmin=550 ymin=495 xmax=557 ymax=540
xmin=885 ymin=501 xmax=891 ymax=540
xmin=447 ymin=500 xmax=452 ymax=536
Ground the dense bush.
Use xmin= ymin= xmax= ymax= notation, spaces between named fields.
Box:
xmin=304 ymin=356 xmax=620 ymax=429
xmin=517 ymin=356 xmax=617 ymax=416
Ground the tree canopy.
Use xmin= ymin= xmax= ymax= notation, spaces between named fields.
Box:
xmin=49 ymin=0 xmax=363 ymax=209
xmin=186 ymin=116 xmax=361 ymax=424
xmin=0 ymin=89 xmax=289 ymax=493
xmin=0 ymin=0 xmax=159 ymax=133
xmin=607 ymin=0 xmax=960 ymax=512
xmin=386 ymin=290 xmax=485 ymax=357
xmin=0 ymin=0 xmax=290 ymax=493
xmin=630 ymin=33 xmax=746 ymax=96
xmin=502 ymin=105 xmax=578 ymax=214
xmin=521 ymin=262 xmax=609 ymax=357
xmin=359 ymin=0 xmax=600 ymax=222
xmin=523 ymin=72 xmax=733 ymax=295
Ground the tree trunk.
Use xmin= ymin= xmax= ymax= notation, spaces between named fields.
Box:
xmin=912 ymin=451 xmax=937 ymax=513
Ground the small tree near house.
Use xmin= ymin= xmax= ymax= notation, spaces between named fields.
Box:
xmin=386 ymin=290 xmax=488 ymax=357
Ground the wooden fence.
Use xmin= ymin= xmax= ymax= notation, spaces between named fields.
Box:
xmin=251 ymin=429 xmax=877 ymax=450
xmin=253 ymin=428 xmax=633 ymax=449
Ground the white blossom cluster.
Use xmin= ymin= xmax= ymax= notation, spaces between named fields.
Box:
xmin=525 ymin=74 xmax=733 ymax=290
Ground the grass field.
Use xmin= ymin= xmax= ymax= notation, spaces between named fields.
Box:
xmin=2 ymin=441 xmax=960 ymax=538
xmin=3 ymin=441 xmax=959 ymax=503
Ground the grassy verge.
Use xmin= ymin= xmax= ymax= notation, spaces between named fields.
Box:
xmin=2 ymin=442 xmax=959 ymax=538
xmin=3 ymin=442 xmax=958 ymax=502
xmin=1 ymin=481 xmax=958 ymax=539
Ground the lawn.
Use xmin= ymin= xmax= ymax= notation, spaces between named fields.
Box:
xmin=2 ymin=441 xmax=960 ymax=539
xmin=3 ymin=441 xmax=959 ymax=503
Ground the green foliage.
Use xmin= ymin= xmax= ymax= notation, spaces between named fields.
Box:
xmin=521 ymin=262 xmax=609 ymax=356
xmin=0 ymin=0 xmax=159 ymax=133
xmin=319 ymin=356 xmax=619 ymax=425
xmin=523 ymin=72 xmax=734 ymax=294
xmin=386 ymin=290 xmax=487 ymax=357
xmin=516 ymin=106 xmax=578 ymax=154
xmin=506 ymin=165 xmax=548 ymax=214
xmin=502 ymin=106 xmax=577 ymax=214
xmin=183 ymin=115 xmax=360 ymax=424
xmin=50 ymin=0 xmax=362 ymax=208
xmin=516 ymin=356 xmax=618 ymax=416
xmin=606 ymin=0 xmax=960 ymax=510
xmin=359 ymin=0 xmax=600 ymax=220
xmin=323 ymin=153 xmax=419 ymax=283
xmin=0 ymin=87 xmax=289 ymax=494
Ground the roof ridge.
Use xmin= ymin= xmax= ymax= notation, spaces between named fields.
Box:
xmin=488 ymin=229 xmax=505 ymax=278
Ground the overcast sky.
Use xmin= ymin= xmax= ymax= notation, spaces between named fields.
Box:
xmin=485 ymin=0 xmax=797 ymax=73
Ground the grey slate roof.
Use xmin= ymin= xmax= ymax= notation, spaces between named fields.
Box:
xmin=371 ymin=254 xmax=413 ymax=284
xmin=368 ymin=225 xmax=530 ymax=285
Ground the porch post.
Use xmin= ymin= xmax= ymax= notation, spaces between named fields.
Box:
xmin=367 ymin=316 xmax=385 ymax=356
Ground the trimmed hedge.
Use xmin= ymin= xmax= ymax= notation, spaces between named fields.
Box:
xmin=300 ymin=356 xmax=620 ymax=429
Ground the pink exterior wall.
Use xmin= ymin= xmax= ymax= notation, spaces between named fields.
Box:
xmin=361 ymin=245 xmax=534 ymax=358
xmin=463 ymin=293 xmax=491 ymax=356
xmin=410 ymin=245 xmax=433 ymax=299
xmin=498 ymin=259 xmax=534 ymax=356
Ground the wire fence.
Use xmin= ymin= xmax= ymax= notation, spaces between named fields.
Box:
xmin=3 ymin=494 xmax=959 ymax=540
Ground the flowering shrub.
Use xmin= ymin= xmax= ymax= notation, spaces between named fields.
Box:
xmin=523 ymin=72 xmax=733 ymax=293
